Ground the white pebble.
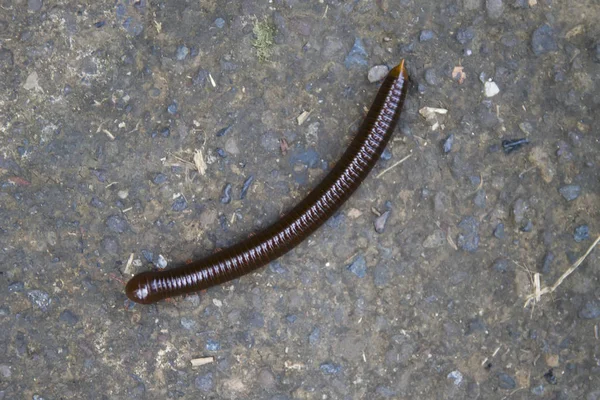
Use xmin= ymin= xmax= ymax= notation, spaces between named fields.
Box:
xmin=156 ymin=254 xmax=168 ymax=269
xmin=368 ymin=65 xmax=389 ymax=83
xmin=447 ymin=370 xmax=463 ymax=386
xmin=484 ymin=81 xmax=500 ymax=97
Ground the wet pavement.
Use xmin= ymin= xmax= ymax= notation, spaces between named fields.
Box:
xmin=1 ymin=0 xmax=599 ymax=399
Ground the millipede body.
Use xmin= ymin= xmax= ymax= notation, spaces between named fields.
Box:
xmin=126 ymin=61 xmax=409 ymax=304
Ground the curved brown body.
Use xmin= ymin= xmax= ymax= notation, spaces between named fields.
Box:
xmin=126 ymin=61 xmax=409 ymax=304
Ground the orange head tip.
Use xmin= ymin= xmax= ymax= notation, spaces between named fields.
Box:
xmin=390 ymin=60 xmax=408 ymax=80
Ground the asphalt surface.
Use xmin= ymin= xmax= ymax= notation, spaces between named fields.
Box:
xmin=1 ymin=1 xmax=599 ymax=399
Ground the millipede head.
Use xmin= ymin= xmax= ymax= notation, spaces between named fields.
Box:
xmin=125 ymin=271 xmax=157 ymax=304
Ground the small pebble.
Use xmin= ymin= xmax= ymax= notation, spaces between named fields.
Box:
xmin=216 ymin=125 xmax=232 ymax=137
xmin=102 ymin=237 xmax=119 ymax=255
xmin=497 ymin=373 xmax=516 ymax=389
xmin=27 ymin=290 xmax=51 ymax=311
xmin=376 ymin=386 xmax=397 ymax=398
xmin=214 ymin=18 xmax=225 ymax=28
xmin=167 ymin=102 xmax=178 ymax=114
xmin=257 ymin=369 xmax=276 ymax=389
xmin=220 ymin=183 xmax=232 ymax=204
xmin=512 ymin=198 xmax=527 ymax=225
xmin=8 ymin=281 xmax=25 ymax=292
xmin=531 ymin=385 xmax=544 ymax=396
xmin=573 ymin=225 xmax=589 ymax=242
xmin=175 ymin=45 xmax=189 ymax=61
xmin=59 ymin=310 xmax=79 ymax=326
xmin=347 ymin=255 xmax=367 ymax=278
xmin=308 ymin=327 xmax=320 ymax=345
xmin=493 ymin=223 xmax=505 ymax=239
xmin=195 ymin=373 xmax=214 ymax=392
xmin=286 ymin=315 xmax=297 ymax=323
xmin=419 ymin=30 xmax=435 ymax=42
xmin=558 ymin=185 xmax=581 ymax=201
xmin=180 ymin=317 xmax=196 ymax=330
xmin=442 ymin=134 xmax=454 ymax=153
xmin=492 ymin=258 xmax=508 ymax=273
xmin=193 ymin=69 xmax=209 ymax=86
xmin=90 ymin=197 xmax=104 ymax=208
xmin=152 ymin=173 xmax=168 ymax=184
xmin=568 ymin=131 xmax=582 ymax=147
xmin=594 ymin=41 xmax=600 ymax=63
xmin=456 ymin=27 xmax=475 ymax=44
xmin=381 ymin=148 xmax=392 ymax=160
xmin=486 ymin=0 xmax=504 ymax=19
xmin=447 ymin=370 xmax=463 ymax=386
xmin=374 ymin=210 xmax=391 ymax=233
xmin=520 ymin=219 xmax=533 ymax=232
xmin=117 ymin=190 xmax=128 ymax=199
xmin=206 ymin=339 xmax=221 ymax=351
xmin=141 ymin=249 xmax=153 ymax=263
xmin=215 ymin=148 xmax=226 ymax=158
xmin=541 ymin=251 xmax=554 ymax=274
xmin=543 ymin=369 xmax=557 ymax=385
xmin=484 ymin=81 xmax=500 ymax=97
xmin=424 ymin=68 xmax=439 ymax=86
xmin=240 ymin=175 xmax=254 ymax=200
xmin=319 ymin=363 xmax=342 ymax=375
xmin=28 ymin=0 xmax=43 ymax=12
xmin=579 ymin=301 xmax=600 ymax=319
xmin=367 ymin=65 xmax=389 ymax=83
xmin=457 ymin=216 xmax=480 ymax=252
xmin=423 ymin=230 xmax=446 ymax=248
xmin=269 ymin=261 xmax=286 ymax=274
xmin=172 ymin=196 xmax=187 ymax=211
xmin=155 ymin=254 xmax=168 ymax=269
xmin=0 ymin=365 xmax=10 ymax=379
xmin=344 ymin=38 xmax=368 ymax=69
xmin=519 ymin=122 xmax=533 ymax=135
xmin=531 ymin=24 xmax=558 ymax=56
xmin=160 ymin=127 xmax=170 ymax=137
xmin=106 ymin=215 xmax=128 ymax=233
xmin=474 ymin=189 xmax=486 ymax=208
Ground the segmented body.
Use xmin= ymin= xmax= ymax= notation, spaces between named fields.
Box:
xmin=126 ymin=62 xmax=409 ymax=304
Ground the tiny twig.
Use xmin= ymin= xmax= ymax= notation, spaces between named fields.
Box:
xmin=525 ymin=235 xmax=600 ymax=308
xmin=376 ymin=154 xmax=412 ymax=179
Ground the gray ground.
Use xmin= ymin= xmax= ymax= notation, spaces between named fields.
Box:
xmin=1 ymin=0 xmax=599 ymax=399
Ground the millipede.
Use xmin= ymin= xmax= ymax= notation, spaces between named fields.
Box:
xmin=126 ymin=60 xmax=409 ymax=304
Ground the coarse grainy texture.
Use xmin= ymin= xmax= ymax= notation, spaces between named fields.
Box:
xmin=1 ymin=1 xmax=599 ymax=399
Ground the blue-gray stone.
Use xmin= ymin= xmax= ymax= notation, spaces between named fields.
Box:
xmin=319 ymin=363 xmax=342 ymax=375
xmin=344 ymin=38 xmax=368 ymax=69
xmin=574 ymin=225 xmax=589 ymax=242
xmin=215 ymin=18 xmax=225 ymax=28
xmin=195 ymin=373 xmax=214 ymax=392
xmin=419 ymin=30 xmax=435 ymax=42
xmin=175 ymin=46 xmax=189 ymax=61
xmin=457 ymin=216 xmax=480 ymax=252
xmin=59 ymin=310 xmax=79 ymax=325
xmin=531 ymin=24 xmax=558 ymax=56
xmin=347 ymin=255 xmax=367 ymax=278
xmin=579 ymin=301 xmax=600 ymax=319
xmin=497 ymin=373 xmax=516 ymax=389
xmin=559 ymin=185 xmax=581 ymax=201
xmin=206 ymin=339 xmax=221 ymax=351
xmin=141 ymin=249 xmax=153 ymax=263
xmin=308 ymin=327 xmax=320 ymax=345
xmin=172 ymin=196 xmax=187 ymax=211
